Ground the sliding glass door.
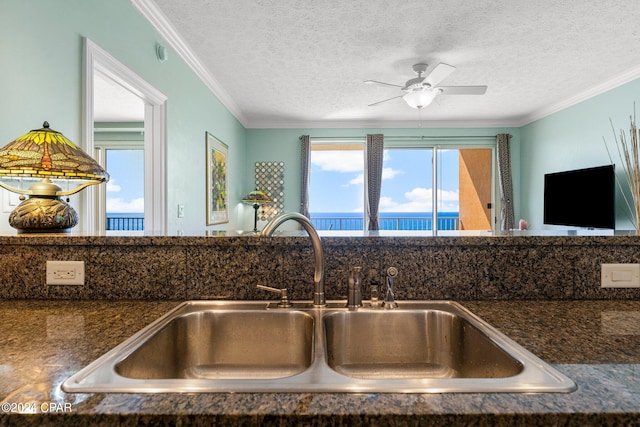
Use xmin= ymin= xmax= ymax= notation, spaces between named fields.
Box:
xmin=309 ymin=141 xmax=495 ymax=233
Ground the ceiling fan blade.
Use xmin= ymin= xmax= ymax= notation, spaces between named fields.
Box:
xmin=364 ymin=80 xmax=404 ymax=89
xmin=438 ymin=85 xmax=488 ymax=95
xmin=368 ymin=95 xmax=404 ymax=106
xmin=423 ymin=63 xmax=456 ymax=87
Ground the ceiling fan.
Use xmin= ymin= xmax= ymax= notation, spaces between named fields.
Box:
xmin=364 ymin=63 xmax=487 ymax=109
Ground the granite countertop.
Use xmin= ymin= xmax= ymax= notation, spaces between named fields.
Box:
xmin=1 ymin=230 xmax=640 ymax=247
xmin=1 ymin=299 xmax=640 ymax=426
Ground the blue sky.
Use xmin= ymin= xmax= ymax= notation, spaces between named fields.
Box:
xmin=105 ymin=149 xmax=144 ymax=213
xmin=309 ymin=148 xmax=460 ymax=213
xmin=104 ymin=147 xmax=461 ymax=215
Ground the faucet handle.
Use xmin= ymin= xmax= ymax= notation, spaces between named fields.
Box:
xmin=256 ymin=284 xmax=293 ymax=308
xmin=383 ymin=267 xmax=399 ymax=309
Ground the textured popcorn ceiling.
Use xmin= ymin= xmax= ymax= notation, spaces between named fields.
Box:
xmin=147 ymin=0 xmax=640 ymax=128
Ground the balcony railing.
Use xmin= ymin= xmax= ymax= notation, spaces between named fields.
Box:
xmin=106 ymin=216 xmax=144 ymax=231
xmin=310 ymin=215 xmax=459 ymax=231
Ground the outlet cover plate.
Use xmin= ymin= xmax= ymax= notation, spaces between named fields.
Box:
xmin=601 ymin=263 xmax=640 ymax=288
xmin=46 ymin=261 xmax=85 ymax=285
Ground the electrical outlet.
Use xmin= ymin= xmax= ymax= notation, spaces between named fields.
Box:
xmin=601 ymin=263 xmax=640 ymax=288
xmin=46 ymin=261 xmax=85 ymax=285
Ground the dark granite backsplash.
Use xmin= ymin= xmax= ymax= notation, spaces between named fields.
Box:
xmin=1 ymin=233 xmax=640 ymax=300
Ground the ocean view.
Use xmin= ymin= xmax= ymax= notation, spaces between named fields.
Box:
xmin=105 ymin=212 xmax=460 ymax=232
xmin=310 ymin=212 xmax=459 ymax=231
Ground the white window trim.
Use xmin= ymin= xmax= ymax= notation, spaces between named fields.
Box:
xmin=82 ymin=38 xmax=167 ymax=234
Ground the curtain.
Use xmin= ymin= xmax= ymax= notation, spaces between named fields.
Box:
xmin=366 ymin=134 xmax=384 ymax=230
xmin=300 ymin=135 xmax=310 ymax=218
xmin=497 ymin=133 xmax=515 ymax=230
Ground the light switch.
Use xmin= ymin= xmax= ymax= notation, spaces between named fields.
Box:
xmin=612 ymin=270 xmax=633 ymax=282
xmin=601 ymin=263 xmax=640 ymax=288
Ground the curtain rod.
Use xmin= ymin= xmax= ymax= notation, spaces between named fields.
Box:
xmin=302 ymin=135 xmax=509 ymax=141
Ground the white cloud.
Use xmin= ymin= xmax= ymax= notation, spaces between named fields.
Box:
xmin=349 ymin=174 xmax=364 ymax=185
xmin=106 ymin=179 xmax=121 ymax=193
xmin=379 ymin=196 xmax=399 ymax=210
xmin=382 ymin=167 xmax=402 ymax=180
xmin=379 ymin=187 xmax=459 ymax=212
xmin=107 ymin=197 xmax=144 ymax=213
xmin=347 ymin=167 xmax=401 ymax=186
xmin=312 ymin=150 xmax=402 ymax=189
xmin=311 ymin=151 xmax=362 ymax=173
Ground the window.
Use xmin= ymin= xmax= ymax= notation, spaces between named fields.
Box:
xmin=105 ymin=148 xmax=144 ymax=231
xmin=308 ymin=140 xmax=495 ymax=233
xmin=309 ymin=142 xmax=365 ymax=230
xmin=379 ymin=148 xmax=435 ymax=230
xmin=382 ymin=146 xmax=494 ymax=232
xmin=94 ymin=137 xmax=145 ymax=234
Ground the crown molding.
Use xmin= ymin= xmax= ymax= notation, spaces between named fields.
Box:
xmin=517 ymin=64 xmax=640 ymax=127
xmin=130 ymin=0 xmax=248 ymax=127
xmin=128 ymin=0 xmax=519 ymax=131
xmin=131 ymin=0 xmax=640 ymax=131
xmin=246 ymin=118 xmax=521 ymax=130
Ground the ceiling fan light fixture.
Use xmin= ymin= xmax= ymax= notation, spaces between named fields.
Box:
xmin=402 ymin=89 xmax=439 ymax=109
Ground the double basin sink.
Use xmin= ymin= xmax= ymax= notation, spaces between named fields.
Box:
xmin=62 ymin=300 xmax=576 ymax=393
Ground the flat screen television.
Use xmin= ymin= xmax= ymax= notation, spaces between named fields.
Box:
xmin=543 ymin=164 xmax=615 ymax=229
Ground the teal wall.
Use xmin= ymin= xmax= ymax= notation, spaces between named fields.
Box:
xmin=0 ymin=0 xmax=246 ymax=233
xmin=245 ymin=127 xmax=521 ymax=231
xmin=2 ymin=0 xmax=638 ymax=234
xmin=520 ymin=78 xmax=640 ymax=230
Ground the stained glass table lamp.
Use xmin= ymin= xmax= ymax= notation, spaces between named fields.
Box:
xmin=0 ymin=122 xmax=109 ymax=233
xmin=242 ymin=189 xmax=271 ymax=233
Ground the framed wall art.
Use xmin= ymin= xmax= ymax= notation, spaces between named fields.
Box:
xmin=206 ymin=132 xmax=229 ymax=225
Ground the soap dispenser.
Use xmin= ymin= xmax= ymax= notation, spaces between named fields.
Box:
xmin=347 ymin=266 xmax=363 ymax=309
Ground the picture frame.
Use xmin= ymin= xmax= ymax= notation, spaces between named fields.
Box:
xmin=206 ymin=132 xmax=229 ymax=225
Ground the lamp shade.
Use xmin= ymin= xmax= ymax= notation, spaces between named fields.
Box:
xmin=242 ymin=189 xmax=271 ymax=233
xmin=402 ymin=89 xmax=439 ymax=109
xmin=242 ymin=189 xmax=272 ymax=205
xmin=0 ymin=122 xmax=109 ymax=232
xmin=0 ymin=121 xmax=109 ymax=185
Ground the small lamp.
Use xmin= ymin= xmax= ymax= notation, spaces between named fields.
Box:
xmin=242 ymin=189 xmax=271 ymax=233
xmin=0 ymin=121 xmax=109 ymax=233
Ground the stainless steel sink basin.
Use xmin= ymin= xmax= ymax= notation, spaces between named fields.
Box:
xmin=115 ymin=310 xmax=314 ymax=380
xmin=324 ymin=310 xmax=523 ymax=380
xmin=62 ymin=300 xmax=576 ymax=394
